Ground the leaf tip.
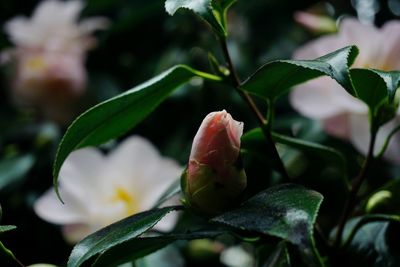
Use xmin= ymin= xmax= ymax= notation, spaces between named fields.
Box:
xmin=164 ymin=0 xmax=178 ymax=16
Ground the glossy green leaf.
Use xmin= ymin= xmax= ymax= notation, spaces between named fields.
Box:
xmin=165 ymin=0 xmax=226 ymax=37
xmin=92 ymin=230 xmax=224 ymax=267
xmin=68 ymin=206 xmax=179 ymax=267
xmin=364 ymin=180 xmax=400 ymax=214
xmin=212 ymin=184 xmax=323 ymax=265
xmin=212 ymin=0 xmax=236 ymax=30
xmin=0 ymin=225 xmax=16 ymax=233
xmin=272 ymin=132 xmax=347 ymax=179
xmin=350 ymin=69 xmax=400 ymax=117
xmin=241 ymin=45 xmax=358 ymax=100
xmin=242 ymin=128 xmax=347 ymax=183
xmin=53 ymin=65 xmax=220 ymax=198
xmin=341 ymin=214 xmax=400 ymax=249
xmin=0 ymin=154 xmax=35 ymax=191
xmin=341 ymin=218 xmax=400 ymax=267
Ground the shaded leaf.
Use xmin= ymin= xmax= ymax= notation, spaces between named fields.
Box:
xmin=68 ymin=206 xmax=180 ymax=267
xmin=350 ymin=69 xmax=400 ymax=118
xmin=212 ymin=184 xmax=323 ymax=265
xmin=364 ymin=180 xmax=400 ymax=214
xmin=53 ymin=65 xmax=221 ymax=198
xmin=134 ymin=245 xmax=184 ymax=267
xmin=341 ymin=214 xmax=400 ymax=248
xmin=165 ymin=0 xmax=226 ymax=37
xmin=0 ymin=154 xmax=35 ymax=191
xmin=93 ymin=230 xmax=224 ymax=267
xmin=0 ymin=225 xmax=16 ymax=234
xmin=271 ymin=132 xmax=347 ymax=179
xmin=341 ymin=218 xmax=400 ymax=267
xmin=242 ymin=128 xmax=347 ymax=184
xmin=241 ymin=46 xmax=358 ymax=100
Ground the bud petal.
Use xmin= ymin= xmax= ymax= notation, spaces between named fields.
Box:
xmin=182 ymin=110 xmax=247 ymax=215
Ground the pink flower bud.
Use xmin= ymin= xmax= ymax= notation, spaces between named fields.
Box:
xmin=182 ymin=110 xmax=247 ymax=215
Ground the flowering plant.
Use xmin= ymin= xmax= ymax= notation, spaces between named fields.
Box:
xmin=1 ymin=1 xmax=400 ymax=267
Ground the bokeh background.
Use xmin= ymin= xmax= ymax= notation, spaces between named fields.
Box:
xmin=0 ymin=0 xmax=399 ymax=266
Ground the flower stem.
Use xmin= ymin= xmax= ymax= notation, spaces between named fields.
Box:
xmin=333 ymin=128 xmax=377 ymax=248
xmin=218 ymin=37 xmax=290 ymax=182
xmin=0 ymin=241 xmax=25 ymax=267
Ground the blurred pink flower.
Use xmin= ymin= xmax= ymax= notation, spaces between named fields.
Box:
xmin=294 ymin=11 xmax=337 ymax=34
xmin=183 ymin=110 xmax=247 ymax=215
xmin=34 ymin=136 xmax=182 ymax=243
xmin=3 ymin=0 xmax=108 ymax=122
xmin=290 ymin=18 xmax=400 ymax=163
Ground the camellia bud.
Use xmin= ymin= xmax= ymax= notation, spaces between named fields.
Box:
xmin=181 ymin=110 xmax=247 ymax=215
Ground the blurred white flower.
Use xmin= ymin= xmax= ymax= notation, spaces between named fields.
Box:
xmin=34 ymin=136 xmax=182 ymax=243
xmin=220 ymin=246 xmax=254 ymax=267
xmin=290 ymin=18 xmax=400 ymax=163
xmin=3 ymin=0 xmax=108 ymax=123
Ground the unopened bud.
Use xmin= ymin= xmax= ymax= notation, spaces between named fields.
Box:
xmin=182 ymin=110 xmax=247 ymax=215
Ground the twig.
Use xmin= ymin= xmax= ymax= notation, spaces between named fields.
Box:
xmin=333 ymin=129 xmax=377 ymax=248
xmin=218 ymin=37 xmax=290 ymax=182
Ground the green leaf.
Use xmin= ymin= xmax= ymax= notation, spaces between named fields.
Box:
xmin=53 ymin=65 xmax=220 ymax=199
xmin=271 ymin=132 xmax=347 ymax=183
xmin=68 ymin=206 xmax=180 ymax=267
xmin=350 ymin=69 xmax=400 ymax=120
xmin=341 ymin=214 xmax=400 ymax=249
xmin=364 ymin=180 xmax=400 ymax=214
xmin=212 ymin=0 xmax=236 ymax=30
xmin=134 ymin=245 xmax=184 ymax=267
xmin=341 ymin=218 xmax=400 ymax=267
xmin=212 ymin=184 xmax=323 ymax=266
xmin=0 ymin=154 xmax=35 ymax=191
xmin=242 ymin=128 xmax=348 ymax=187
xmin=0 ymin=225 xmax=16 ymax=233
xmin=165 ymin=0 xmax=227 ymax=37
xmin=241 ymin=45 xmax=358 ymax=101
xmin=92 ymin=230 xmax=224 ymax=267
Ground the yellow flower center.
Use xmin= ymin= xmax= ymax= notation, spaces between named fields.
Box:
xmin=25 ymin=56 xmax=46 ymax=71
xmin=111 ymin=187 xmax=139 ymax=216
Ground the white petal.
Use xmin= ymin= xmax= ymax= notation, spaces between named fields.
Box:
xmin=293 ymin=35 xmax=341 ymax=59
xmin=349 ymin=114 xmax=400 ymax=164
xmin=322 ymin=113 xmax=350 ymax=140
xmin=62 ymin=223 xmax=92 ymax=243
xmin=338 ymin=18 xmax=381 ymax=67
xmin=290 ymin=78 xmax=349 ymax=119
xmin=34 ymin=186 xmax=87 ymax=224
xmin=78 ymin=18 xmax=110 ymax=35
xmin=376 ymin=118 xmax=400 ymax=164
xmin=59 ymin=148 xmax=106 ymax=196
xmin=380 ymin=21 xmax=400 ymax=70
xmin=153 ymin=210 xmax=182 ymax=233
xmin=106 ymin=136 xmax=182 ymax=203
xmin=348 ymin=113 xmax=371 ymax=156
xmin=4 ymin=17 xmax=41 ymax=47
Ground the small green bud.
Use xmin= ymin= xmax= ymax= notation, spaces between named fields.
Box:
xmin=366 ymin=190 xmax=392 ymax=213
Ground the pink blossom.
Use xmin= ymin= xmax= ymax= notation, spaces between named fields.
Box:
xmin=3 ymin=0 xmax=108 ymax=122
xmin=290 ymin=18 xmax=400 ymax=163
xmin=294 ymin=11 xmax=337 ymax=34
